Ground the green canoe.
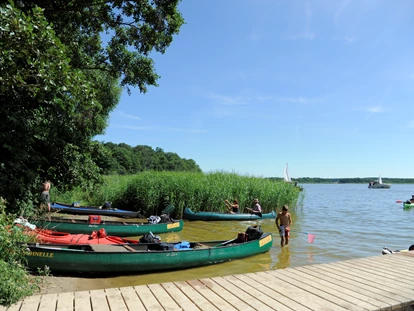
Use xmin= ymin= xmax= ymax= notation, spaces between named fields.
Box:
xmin=183 ymin=207 xmax=276 ymax=221
xmin=403 ymin=202 xmax=414 ymax=209
xmin=30 ymin=217 xmax=184 ymax=236
xmin=25 ymin=232 xmax=273 ymax=274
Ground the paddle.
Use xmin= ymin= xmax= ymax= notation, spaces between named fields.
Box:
xmin=245 ymin=207 xmax=262 ymax=218
xmin=290 ymin=230 xmax=316 ymax=244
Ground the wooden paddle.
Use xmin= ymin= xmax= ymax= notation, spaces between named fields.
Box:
xmin=245 ymin=207 xmax=262 ymax=218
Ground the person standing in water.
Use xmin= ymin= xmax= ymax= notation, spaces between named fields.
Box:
xmin=276 ymin=205 xmax=292 ymax=247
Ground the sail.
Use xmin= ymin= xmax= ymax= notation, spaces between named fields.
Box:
xmin=284 ymin=164 xmax=292 ymax=182
xmin=379 ymin=175 xmax=383 ymax=184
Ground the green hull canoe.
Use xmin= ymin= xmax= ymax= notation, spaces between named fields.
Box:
xmin=403 ymin=203 xmax=414 ymax=209
xmin=25 ymin=233 xmax=273 ymax=274
xmin=183 ymin=207 xmax=276 ymax=221
xmin=30 ymin=218 xmax=184 ymax=236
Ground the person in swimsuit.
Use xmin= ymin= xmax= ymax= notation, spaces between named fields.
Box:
xmin=224 ymin=199 xmax=239 ymax=214
xmin=276 ymin=204 xmax=292 ymax=247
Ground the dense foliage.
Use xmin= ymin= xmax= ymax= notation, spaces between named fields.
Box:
xmin=0 ymin=0 xmax=184 ymax=213
xmin=53 ymin=171 xmax=302 ymax=217
xmin=0 ymin=198 xmax=46 ymax=306
xmin=95 ymin=142 xmax=202 ymax=175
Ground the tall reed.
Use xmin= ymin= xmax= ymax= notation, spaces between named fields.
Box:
xmin=53 ymin=171 xmax=302 ymax=217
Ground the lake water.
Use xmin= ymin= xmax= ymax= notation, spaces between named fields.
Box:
xmin=47 ymin=183 xmax=414 ymax=292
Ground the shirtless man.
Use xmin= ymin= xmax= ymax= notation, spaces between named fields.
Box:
xmin=275 ymin=205 xmax=292 ymax=247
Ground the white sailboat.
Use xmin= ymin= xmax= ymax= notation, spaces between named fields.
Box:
xmin=368 ymin=174 xmax=391 ymax=189
xmin=284 ymin=163 xmax=292 ymax=183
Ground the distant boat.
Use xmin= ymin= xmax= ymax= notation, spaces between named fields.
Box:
xmin=283 ymin=163 xmax=303 ymax=190
xmin=368 ymin=175 xmax=391 ymax=189
xmin=284 ymin=163 xmax=292 ymax=183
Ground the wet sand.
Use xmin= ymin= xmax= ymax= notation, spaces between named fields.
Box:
xmin=39 ymin=276 xmax=113 ymax=295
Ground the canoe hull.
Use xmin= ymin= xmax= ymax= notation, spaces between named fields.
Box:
xmin=31 ymin=218 xmax=184 ymax=236
xmin=51 ymin=202 xmax=139 ymax=218
xmin=25 ymin=233 xmax=273 ymax=274
xmin=403 ymin=203 xmax=414 ymax=209
xmin=183 ymin=207 xmax=276 ymax=221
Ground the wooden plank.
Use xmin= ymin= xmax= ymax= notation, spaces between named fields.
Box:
xmin=325 ymin=261 xmax=414 ymax=300
xmin=147 ymin=283 xmax=182 ymax=311
xmin=275 ymin=269 xmax=365 ymax=311
xmin=56 ymin=292 xmax=75 ymax=311
xmin=19 ymin=294 xmax=41 ymax=311
xmin=89 ymin=289 xmax=109 ymax=311
xmin=303 ymin=264 xmax=403 ymax=307
xmin=105 ymin=288 xmax=127 ymax=311
xmin=198 ymin=278 xmax=257 ymax=311
xmin=300 ymin=266 xmax=399 ymax=310
xmin=38 ymin=293 xmax=58 ymax=311
xmin=0 ymin=301 xmax=22 ymax=311
xmin=118 ymin=286 xmax=145 ymax=310
xmin=173 ymin=281 xmax=219 ymax=311
xmin=220 ymin=274 xmax=295 ymax=311
xmin=206 ymin=276 xmax=273 ymax=311
xmin=232 ymin=273 xmax=304 ymax=311
xmin=337 ymin=258 xmax=414 ymax=292
xmin=186 ymin=279 xmax=238 ymax=311
xmin=160 ymin=282 xmax=201 ymax=311
xmin=133 ymin=285 xmax=164 ymax=311
xmin=284 ymin=266 xmax=383 ymax=310
xmin=74 ymin=290 xmax=92 ymax=311
xmin=359 ymin=256 xmax=414 ymax=283
xmin=258 ymin=271 xmax=350 ymax=311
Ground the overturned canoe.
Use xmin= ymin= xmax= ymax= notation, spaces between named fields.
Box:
xmin=50 ymin=202 xmax=139 ymax=218
xmin=30 ymin=216 xmax=183 ymax=236
xmin=183 ymin=207 xmax=276 ymax=221
xmin=25 ymin=231 xmax=273 ymax=274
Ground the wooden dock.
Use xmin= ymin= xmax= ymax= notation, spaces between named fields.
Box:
xmin=2 ymin=252 xmax=414 ymax=311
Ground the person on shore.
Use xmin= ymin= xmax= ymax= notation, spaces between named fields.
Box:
xmin=276 ymin=205 xmax=292 ymax=247
xmin=224 ymin=199 xmax=239 ymax=214
xmin=40 ymin=181 xmax=51 ymax=212
xmin=245 ymin=198 xmax=262 ymax=217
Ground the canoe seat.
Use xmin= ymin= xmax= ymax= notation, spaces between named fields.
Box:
xmin=89 ymin=244 xmax=131 ymax=252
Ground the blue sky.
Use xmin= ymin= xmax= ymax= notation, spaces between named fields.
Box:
xmin=96 ymin=0 xmax=414 ymax=179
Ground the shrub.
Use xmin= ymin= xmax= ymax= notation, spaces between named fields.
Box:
xmin=0 ymin=198 xmax=45 ymax=306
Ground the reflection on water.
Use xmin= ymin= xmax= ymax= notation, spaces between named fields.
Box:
xmin=276 ymin=246 xmax=290 ymax=269
xmin=47 ymin=184 xmax=414 ymax=292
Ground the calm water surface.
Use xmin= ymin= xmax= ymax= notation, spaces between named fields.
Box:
xmin=56 ymin=184 xmax=414 ymax=291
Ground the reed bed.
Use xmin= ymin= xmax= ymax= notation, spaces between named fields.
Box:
xmin=53 ymin=171 xmax=302 ymax=217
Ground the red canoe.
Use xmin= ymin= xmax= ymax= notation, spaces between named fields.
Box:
xmin=31 ymin=228 xmax=140 ymax=245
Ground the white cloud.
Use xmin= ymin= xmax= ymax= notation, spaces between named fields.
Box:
xmin=210 ymin=92 xmax=250 ymax=105
xmin=279 ymin=97 xmax=309 ymax=104
xmin=118 ymin=125 xmax=207 ymax=133
xmin=119 ymin=111 xmax=141 ymax=120
xmin=344 ymin=36 xmax=356 ymax=43
xmin=365 ymin=106 xmax=386 ymax=113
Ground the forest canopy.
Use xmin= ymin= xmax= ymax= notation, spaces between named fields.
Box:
xmin=0 ymin=0 xmax=184 ymax=212
xmin=94 ymin=142 xmax=202 ymax=175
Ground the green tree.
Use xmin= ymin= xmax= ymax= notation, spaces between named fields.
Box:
xmin=0 ymin=1 xmax=184 ymax=212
